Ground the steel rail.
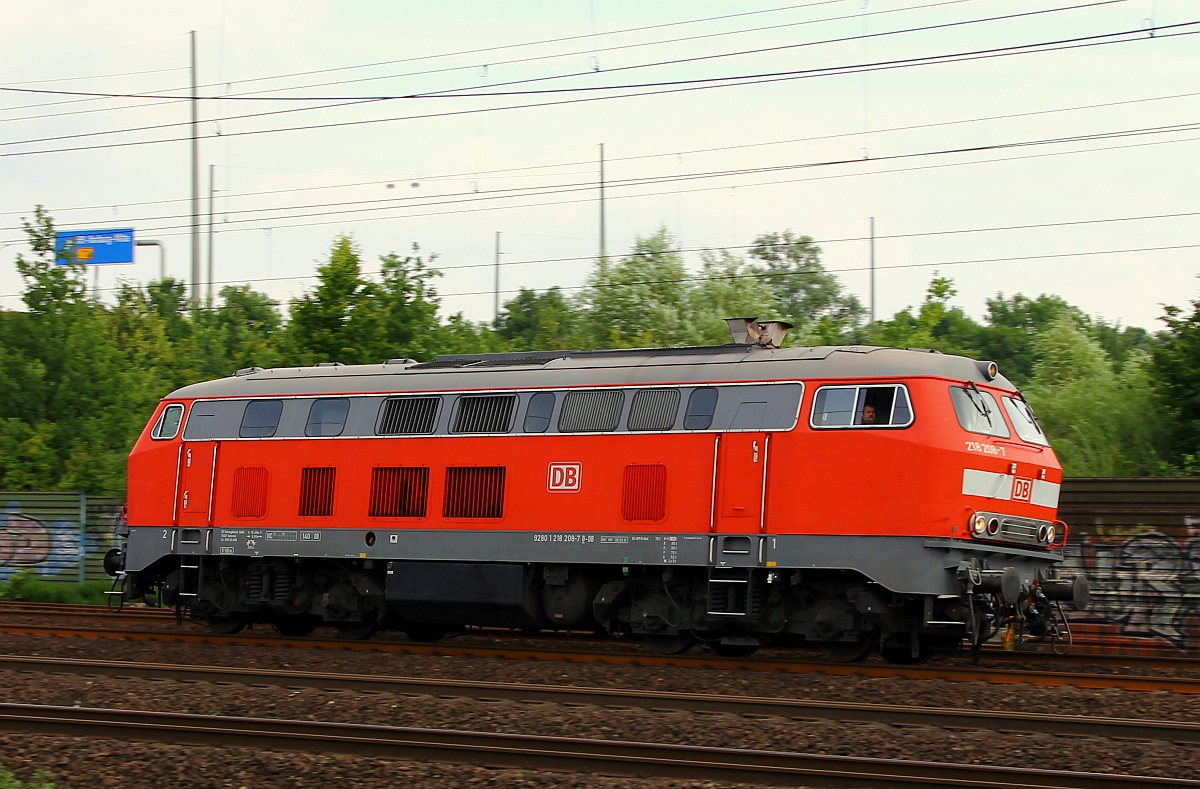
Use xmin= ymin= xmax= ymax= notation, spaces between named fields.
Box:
xmin=2 ymin=622 xmax=1199 ymax=694
xmin=4 ymin=653 xmax=1198 ymax=743
xmin=3 ymin=603 xmax=1198 ymax=671
xmin=0 ymin=703 xmax=1189 ymax=788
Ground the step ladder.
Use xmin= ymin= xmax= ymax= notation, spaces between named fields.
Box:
xmin=706 ymin=567 xmax=766 ymax=617
xmin=178 ymin=556 xmax=202 ymax=603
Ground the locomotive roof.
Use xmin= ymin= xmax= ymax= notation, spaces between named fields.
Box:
xmin=166 ymin=344 xmax=1018 ymax=400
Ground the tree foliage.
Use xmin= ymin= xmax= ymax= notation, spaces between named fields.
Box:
xmin=0 ymin=207 xmax=1193 ymax=495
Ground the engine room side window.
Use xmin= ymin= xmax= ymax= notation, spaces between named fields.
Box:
xmin=377 ymin=396 xmax=441 ymax=435
xmin=683 ymin=387 xmax=718 ymax=430
xmin=523 ymin=392 xmax=555 ymax=433
xmin=950 ymin=386 xmax=1010 ymax=438
xmin=452 ymin=394 xmax=516 ymax=434
xmin=627 ymin=388 xmax=680 ymax=431
xmin=240 ymin=400 xmax=284 ymax=438
xmin=152 ymin=404 xmax=184 ymax=440
xmin=558 ymin=390 xmax=624 ymax=433
xmin=810 ymin=385 xmax=913 ymax=428
xmin=1003 ymin=396 xmax=1049 ymax=446
xmin=305 ymin=398 xmax=350 ymax=437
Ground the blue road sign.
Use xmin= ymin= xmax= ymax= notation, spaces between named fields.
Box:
xmin=54 ymin=229 xmax=135 ymax=265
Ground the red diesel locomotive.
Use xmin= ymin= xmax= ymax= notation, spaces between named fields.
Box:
xmin=108 ymin=319 xmax=1088 ymax=662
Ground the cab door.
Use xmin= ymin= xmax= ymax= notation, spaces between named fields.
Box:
xmin=714 ymin=432 xmax=769 ymax=533
xmin=176 ymin=441 xmax=218 ymax=526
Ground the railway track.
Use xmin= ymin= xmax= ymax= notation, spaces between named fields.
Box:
xmin=0 ymin=702 xmax=1189 ymax=788
xmin=3 ymin=601 xmax=1198 ymax=669
xmin=2 ymin=620 xmax=1200 ymax=694
xmin=4 ymin=653 xmax=1199 ymax=743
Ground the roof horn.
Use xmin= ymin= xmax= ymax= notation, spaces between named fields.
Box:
xmin=725 ymin=317 xmax=794 ymax=349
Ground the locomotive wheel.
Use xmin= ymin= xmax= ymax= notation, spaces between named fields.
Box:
xmin=336 ymin=612 xmax=379 ymax=640
xmin=404 ymin=624 xmax=447 ymax=643
xmin=645 ymin=633 xmax=695 ymax=654
xmin=817 ymin=635 xmax=873 ymax=663
xmin=205 ymin=616 xmax=246 ymax=635
xmin=710 ymin=642 xmax=759 ymax=658
xmin=880 ymin=633 xmax=933 ymax=665
xmin=273 ymin=615 xmax=319 ymax=638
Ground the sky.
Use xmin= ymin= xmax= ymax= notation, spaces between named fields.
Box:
xmin=0 ymin=0 xmax=1196 ymax=332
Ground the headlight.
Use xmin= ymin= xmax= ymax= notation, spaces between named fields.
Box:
xmin=1037 ymin=524 xmax=1049 ymax=543
xmin=970 ymin=513 xmax=987 ymax=536
xmin=987 ymin=518 xmax=1001 ymax=536
xmin=1046 ymin=524 xmax=1056 ymax=544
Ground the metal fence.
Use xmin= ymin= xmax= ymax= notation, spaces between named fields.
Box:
xmin=0 ymin=491 xmax=122 ymax=585
xmin=1058 ymin=477 xmax=1200 ymax=655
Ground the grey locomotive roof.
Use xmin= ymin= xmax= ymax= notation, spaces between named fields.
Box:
xmin=166 ymin=344 xmax=1017 ymax=400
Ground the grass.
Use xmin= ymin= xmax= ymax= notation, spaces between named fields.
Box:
xmin=0 ymin=569 xmax=111 ymax=605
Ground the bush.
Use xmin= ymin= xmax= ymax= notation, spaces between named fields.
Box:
xmin=0 ymin=569 xmax=110 ymax=605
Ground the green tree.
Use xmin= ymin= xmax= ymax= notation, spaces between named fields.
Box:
xmin=685 ymin=249 xmax=782 ymax=346
xmin=870 ymin=275 xmax=983 ymax=358
xmin=746 ymin=230 xmax=864 ymax=340
xmin=286 ymin=236 xmax=442 ymax=364
xmin=1153 ymin=299 xmax=1200 ymax=467
xmin=576 ymin=227 xmax=696 ymax=348
xmin=497 ymin=287 xmax=577 ymax=350
xmin=1024 ymin=315 xmax=1169 ymax=475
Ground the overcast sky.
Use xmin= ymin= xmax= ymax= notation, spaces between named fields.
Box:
xmin=1 ymin=0 xmax=1196 ymax=332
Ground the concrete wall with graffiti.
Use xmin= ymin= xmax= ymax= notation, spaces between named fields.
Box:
xmin=1058 ymin=478 xmax=1200 ymax=654
xmin=0 ymin=492 xmax=122 ymax=583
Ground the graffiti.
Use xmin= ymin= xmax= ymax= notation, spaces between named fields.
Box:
xmin=0 ymin=500 xmax=113 ymax=582
xmin=1063 ymin=529 xmax=1200 ymax=651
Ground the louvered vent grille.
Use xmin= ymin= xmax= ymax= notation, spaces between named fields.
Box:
xmin=622 ymin=464 xmax=667 ymax=522
xmin=377 ymin=397 xmax=440 ymax=435
xmin=369 ymin=467 xmax=429 ymax=517
xmin=443 ymin=467 xmax=505 ymax=519
xmin=230 ymin=466 xmax=269 ymax=518
xmin=627 ymin=389 xmax=680 ymax=431
xmin=299 ymin=467 xmax=336 ymax=517
xmin=452 ymin=395 xmax=516 ymax=433
xmin=558 ymin=390 xmax=624 ymax=433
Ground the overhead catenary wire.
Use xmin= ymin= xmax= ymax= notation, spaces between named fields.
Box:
xmin=3 ymin=127 xmax=1197 ymax=253
xmin=6 ymin=240 xmax=1195 ymax=303
xmin=7 ymin=86 xmax=1198 ymax=221
xmin=0 ymin=1 xmax=1135 ymax=152
xmin=0 ymin=0 xmax=945 ymax=119
xmin=2 ymin=20 xmax=1196 ymax=161
xmin=0 ymin=2 xmax=1149 ymax=103
xmin=5 ymin=118 xmax=1194 ymax=240
xmin=185 ymin=0 xmax=983 ymax=100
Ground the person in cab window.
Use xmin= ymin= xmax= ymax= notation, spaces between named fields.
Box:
xmin=860 ymin=404 xmax=878 ymax=425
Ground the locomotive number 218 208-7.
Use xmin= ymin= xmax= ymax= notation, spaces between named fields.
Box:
xmin=965 ymin=441 xmax=1005 ymax=456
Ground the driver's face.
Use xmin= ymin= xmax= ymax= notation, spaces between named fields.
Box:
xmin=862 ymin=405 xmax=877 ymax=424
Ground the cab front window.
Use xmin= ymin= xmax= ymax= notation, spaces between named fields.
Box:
xmin=949 ymin=386 xmax=1010 ymax=438
xmin=1003 ymin=396 xmax=1049 ymax=446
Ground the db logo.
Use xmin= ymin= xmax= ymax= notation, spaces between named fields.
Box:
xmin=1011 ymin=477 xmax=1033 ymax=503
xmin=548 ymin=462 xmax=582 ymax=492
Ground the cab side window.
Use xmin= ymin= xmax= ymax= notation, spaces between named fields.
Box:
xmin=811 ymin=385 xmax=913 ymax=428
xmin=949 ymin=386 xmax=1010 ymax=438
xmin=152 ymin=404 xmax=185 ymax=440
